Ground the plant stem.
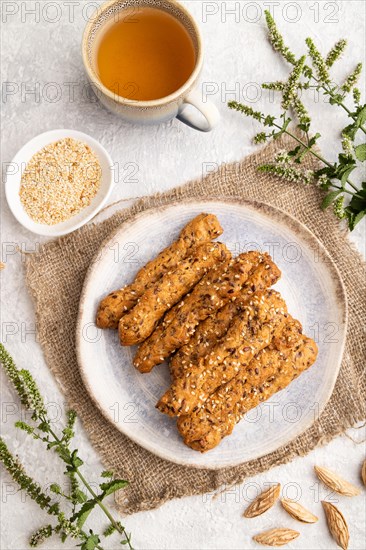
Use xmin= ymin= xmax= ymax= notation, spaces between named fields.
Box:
xmin=342 ymin=180 xmax=359 ymax=192
xmin=46 ymin=425 xmax=133 ymax=550
xmin=315 ymin=80 xmax=366 ymax=135
xmin=271 ymin=121 xmax=358 ymax=193
xmin=76 ymin=469 xmax=129 ymax=544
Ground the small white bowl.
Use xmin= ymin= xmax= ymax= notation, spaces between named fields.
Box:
xmin=5 ymin=129 xmax=114 ymax=237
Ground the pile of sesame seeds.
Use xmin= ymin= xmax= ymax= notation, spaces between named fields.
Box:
xmin=19 ymin=137 xmax=101 ymax=225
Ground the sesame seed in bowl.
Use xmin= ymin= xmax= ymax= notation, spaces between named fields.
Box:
xmin=5 ymin=129 xmax=114 ymax=237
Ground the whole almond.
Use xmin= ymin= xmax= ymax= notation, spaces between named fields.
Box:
xmin=280 ymin=498 xmax=318 ymax=523
xmin=253 ymin=528 xmax=299 ymax=547
xmin=322 ymin=501 xmax=349 ymax=550
xmin=361 ymin=460 xmax=366 ymax=487
xmin=314 ymin=466 xmax=360 ymax=496
xmin=244 ymin=483 xmax=281 ymax=518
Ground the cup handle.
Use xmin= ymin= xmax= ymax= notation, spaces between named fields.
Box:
xmin=177 ymin=89 xmax=220 ymax=132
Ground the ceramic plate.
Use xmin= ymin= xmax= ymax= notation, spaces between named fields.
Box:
xmin=76 ymin=199 xmax=347 ymax=469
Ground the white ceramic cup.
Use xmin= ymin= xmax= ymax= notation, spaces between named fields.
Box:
xmin=82 ymin=0 xmax=219 ymax=131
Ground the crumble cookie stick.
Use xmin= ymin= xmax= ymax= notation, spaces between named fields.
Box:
xmin=178 ymin=327 xmax=318 ymax=452
xmin=119 ymin=242 xmax=230 ymax=346
xmin=133 ymin=251 xmax=264 ymax=372
xmin=170 ymin=258 xmax=281 ymax=380
xmin=96 ymin=213 xmax=223 ymax=329
xmin=177 ymin=318 xmax=303 ymax=446
xmin=157 ymin=289 xmax=288 ymax=417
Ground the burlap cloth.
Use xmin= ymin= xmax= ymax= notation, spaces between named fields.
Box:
xmin=25 ymin=134 xmax=366 ymax=515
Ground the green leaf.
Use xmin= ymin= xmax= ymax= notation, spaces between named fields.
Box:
xmin=75 ymin=489 xmax=87 ymax=504
xmin=335 ymin=157 xmax=356 ymax=185
xmin=272 ymin=115 xmax=291 ymax=140
xmin=348 ymin=188 xmax=366 ymax=209
xmin=344 ymin=188 xmax=366 ymax=230
xmin=100 ymin=479 xmax=129 ymax=498
xmin=338 ymin=153 xmax=355 ymax=166
xmin=356 ymin=104 xmax=366 ymax=127
xmin=345 ymin=208 xmax=366 ymax=230
xmin=81 ymin=534 xmax=100 ymax=550
xmin=103 ymin=524 xmax=116 ymax=537
xmin=264 ymin=114 xmax=275 ymax=126
xmin=288 ymin=145 xmax=301 ymax=157
xmin=315 ymin=166 xmax=334 ymax=178
xmin=50 ymin=483 xmax=61 ymax=495
xmin=309 ymin=133 xmax=321 ymax=147
xmin=329 ymin=94 xmax=344 ymax=105
xmin=340 ymin=166 xmax=356 ymax=185
xmin=298 ymin=147 xmax=311 ymax=163
xmin=75 ymin=500 xmax=96 ymax=528
xmin=298 ymin=122 xmax=310 ymax=133
xmin=342 ymin=122 xmax=358 ymax=141
xmin=354 ymin=143 xmax=366 ymax=162
xmin=46 ymin=441 xmax=59 ymax=450
xmin=354 ymin=185 xmax=366 ymax=200
xmin=48 ymin=503 xmax=60 ymax=515
xmin=352 ymin=209 xmax=366 ymax=227
xmin=70 ymin=450 xmax=83 ymax=469
xmin=321 ymin=190 xmax=342 ymax=210
xmin=101 ymin=470 xmax=114 ymax=478
xmin=37 ymin=422 xmax=50 ymax=433
xmin=319 ymin=181 xmax=332 ymax=191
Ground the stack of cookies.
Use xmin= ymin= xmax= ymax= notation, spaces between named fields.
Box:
xmin=97 ymin=214 xmax=318 ymax=452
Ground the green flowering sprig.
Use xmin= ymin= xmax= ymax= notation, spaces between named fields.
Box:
xmin=0 ymin=344 xmax=133 ymax=550
xmin=305 ymin=38 xmax=331 ymax=84
xmin=262 ymin=81 xmax=285 ymax=92
xmin=353 ymin=88 xmax=361 ymax=105
xmin=292 ymin=97 xmax=311 ymax=131
xmin=0 ymin=345 xmax=47 ymax=417
xmin=281 ymin=56 xmax=306 ymax=110
xmin=229 ymin=10 xmax=366 ymax=231
xmin=29 ymin=526 xmax=53 ymax=547
xmin=341 ymin=63 xmax=363 ymax=94
xmin=325 ymin=39 xmax=347 ymax=68
xmin=333 ymin=196 xmax=346 ymax=219
xmin=259 ymin=152 xmax=316 ymax=185
xmin=265 ymin=10 xmax=296 ymax=65
xmin=0 ymin=440 xmax=57 ymax=512
xmin=265 ymin=10 xmax=365 ymax=131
